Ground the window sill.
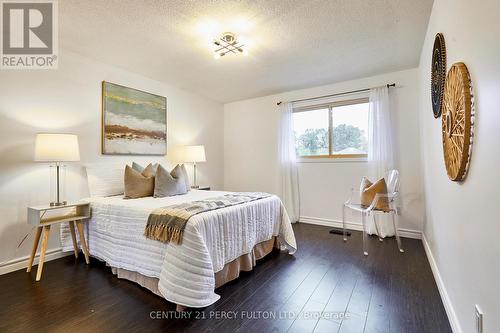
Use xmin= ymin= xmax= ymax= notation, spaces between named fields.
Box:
xmin=297 ymin=157 xmax=368 ymax=163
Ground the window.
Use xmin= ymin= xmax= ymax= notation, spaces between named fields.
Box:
xmin=293 ymin=98 xmax=369 ymax=159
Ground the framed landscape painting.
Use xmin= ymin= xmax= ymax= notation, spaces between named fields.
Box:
xmin=102 ymin=81 xmax=167 ymax=155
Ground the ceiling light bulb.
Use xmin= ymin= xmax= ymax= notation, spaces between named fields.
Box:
xmin=214 ymin=53 xmax=221 ymax=60
xmin=242 ymin=49 xmax=249 ymax=56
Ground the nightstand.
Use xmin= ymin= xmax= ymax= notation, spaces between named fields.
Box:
xmin=27 ymin=202 xmax=91 ymax=281
xmin=198 ymin=186 xmax=211 ymax=191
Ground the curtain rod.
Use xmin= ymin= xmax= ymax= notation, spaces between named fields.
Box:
xmin=276 ymin=83 xmax=396 ymax=106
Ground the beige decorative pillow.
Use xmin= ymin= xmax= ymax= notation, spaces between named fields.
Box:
xmin=141 ymin=163 xmax=157 ymax=178
xmin=360 ymin=177 xmax=390 ymax=212
xmin=154 ymin=164 xmax=188 ymax=197
xmin=124 ymin=164 xmax=155 ymax=199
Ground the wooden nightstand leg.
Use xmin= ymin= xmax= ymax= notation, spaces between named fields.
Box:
xmin=27 ymin=227 xmax=43 ymax=272
xmin=69 ymin=221 xmax=79 ymax=259
xmin=36 ymin=225 xmax=51 ymax=281
xmin=76 ymin=221 xmax=90 ymax=264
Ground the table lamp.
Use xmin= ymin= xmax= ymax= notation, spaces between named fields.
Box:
xmin=178 ymin=145 xmax=206 ymax=188
xmin=34 ymin=133 xmax=80 ymax=206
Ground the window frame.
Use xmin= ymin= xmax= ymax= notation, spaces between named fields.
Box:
xmin=293 ymin=97 xmax=369 ymax=160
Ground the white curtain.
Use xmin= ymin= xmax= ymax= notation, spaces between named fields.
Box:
xmin=278 ymin=102 xmax=300 ymax=223
xmin=367 ymin=87 xmax=395 ymax=237
xmin=368 ymin=87 xmax=394 ymax=178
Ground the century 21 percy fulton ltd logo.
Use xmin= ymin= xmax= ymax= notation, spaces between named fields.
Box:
xmin=1 ymin=0 xmax=58 ymax=69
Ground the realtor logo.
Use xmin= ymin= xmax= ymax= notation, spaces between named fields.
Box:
xmin=1 ymin=0 xmax=58 ymax=69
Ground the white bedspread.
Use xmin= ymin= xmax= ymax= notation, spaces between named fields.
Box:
xmin=60 ymin=190 xmax=296 ymax=307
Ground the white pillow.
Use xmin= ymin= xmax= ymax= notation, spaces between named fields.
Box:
xmin=86 ymin=164 xmax=124 ymax=197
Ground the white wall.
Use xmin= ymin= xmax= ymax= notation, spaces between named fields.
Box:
xmin=224 ymin=68 xmax=424 ymax=234
xmin=418 ymin=0 xmax=500 ymax=332
xmin=0 ymin=50 xmax=224 ymax=272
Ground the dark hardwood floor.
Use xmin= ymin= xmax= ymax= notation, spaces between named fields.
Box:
xmin=0 ymin=223 xmax=451 ymax=333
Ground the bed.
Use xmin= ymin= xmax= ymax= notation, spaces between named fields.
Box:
xmin=60 ymin=188 xmax=297 ymax=308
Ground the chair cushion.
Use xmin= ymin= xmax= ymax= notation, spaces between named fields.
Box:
xmin=360 ymin=177 xmax=390 ymax=212
xmin=124 ymin=164 xmax=156 ymax=199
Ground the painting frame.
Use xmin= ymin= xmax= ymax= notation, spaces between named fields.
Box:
xmin=101 ymin=81 xmax=167 ymax=155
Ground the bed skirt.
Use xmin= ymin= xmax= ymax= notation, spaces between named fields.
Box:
xmin=109 ymin=237 xmax=279 ymax=302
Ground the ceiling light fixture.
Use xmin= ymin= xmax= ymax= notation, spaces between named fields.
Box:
xmin=213 ymin=32 xmax=247 ymax=59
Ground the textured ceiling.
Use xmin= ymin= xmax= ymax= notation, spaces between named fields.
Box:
xmin=60 ymin=0 xmax=433 ymax=102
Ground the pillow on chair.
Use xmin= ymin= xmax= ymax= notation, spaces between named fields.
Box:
xmin=360 ymin=177 xmax=390 ymax=212
xmin=124 ymin=164 xmax=156 ymax=199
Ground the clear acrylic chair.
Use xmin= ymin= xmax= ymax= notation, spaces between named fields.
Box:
xmin=342 ymin=169 xmax=404 ymax=256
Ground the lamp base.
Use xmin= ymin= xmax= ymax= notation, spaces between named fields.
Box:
xmin=50 ymin=201 xmax=67 ymax=207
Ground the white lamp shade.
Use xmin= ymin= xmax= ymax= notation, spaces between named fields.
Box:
xmin=34 ymin=133 xmax=80 ymax=162
xmin=176 ymin=145 xmax=206 ymax=163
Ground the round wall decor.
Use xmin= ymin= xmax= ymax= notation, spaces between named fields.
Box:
xmin=431 ymin=33 xmax=446 ymax=118
xmin=442 ymin=62 xmax=474 ymax=181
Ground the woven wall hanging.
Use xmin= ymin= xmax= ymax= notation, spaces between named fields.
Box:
xmin=442 ymin=62 xmax=474 ymax=181
xmin=431 ymin=33 xmax=446 ymax=118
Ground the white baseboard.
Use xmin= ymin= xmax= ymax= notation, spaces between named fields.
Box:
xmin=422 ymin=234 xmax=462 ymax=333
xmin=0 ymin=248 xmax=71 ymax=275
xmin=299 ymin=215 xmax=422 ymax=239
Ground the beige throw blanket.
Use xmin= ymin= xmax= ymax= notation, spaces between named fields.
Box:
xmin=145 ymin=192 xmax=272 ymax=245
